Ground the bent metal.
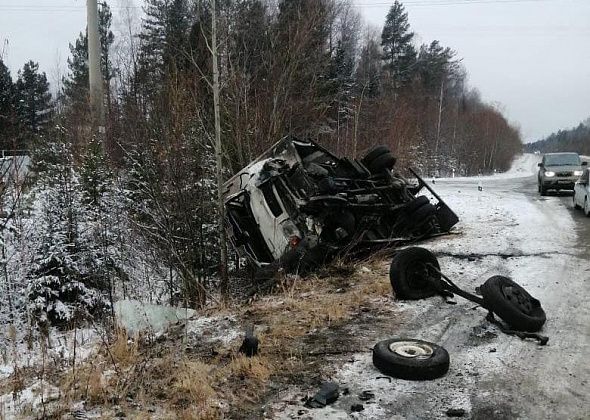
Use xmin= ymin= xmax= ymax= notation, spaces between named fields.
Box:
xmin=223 ymin=137 xmax=459 ymax=280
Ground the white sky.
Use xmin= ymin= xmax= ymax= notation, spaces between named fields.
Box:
xmin=1 ymin=0 xmax=589 ymax=142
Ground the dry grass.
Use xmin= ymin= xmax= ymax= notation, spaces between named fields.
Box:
xmin=44 ymin=257 xmax=396 ymax=418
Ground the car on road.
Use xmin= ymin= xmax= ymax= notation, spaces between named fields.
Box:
xmin=223 ymin=137 xmax=459 ymax=280
xmin=573 ymin=168 xmax=590 ymax=216
xmin=537 ymin=152 xmax=586 ymax=195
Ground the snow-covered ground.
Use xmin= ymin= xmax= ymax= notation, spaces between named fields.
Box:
xmin=271 ymin=154 xmax=590 ymax=419
xmin=3 ymin=153 xmax=589 ymax=419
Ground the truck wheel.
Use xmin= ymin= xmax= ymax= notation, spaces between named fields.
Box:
xmin=540 ymin=184 xmax=547 ymax=196
xmin=362 ymin=145 xmax=391 ymax=166
xmin=366 ymin=153 xmax=396 ymax=174
xmin=585 ymin=197 xmax=590 ymax=217
xmin=373 ymin=338 xmax=450 ymax=380
xmin=480 ymin=276 xmax=546 ymax=332
xmin=390 ymin=247 xmax=439 ymax=300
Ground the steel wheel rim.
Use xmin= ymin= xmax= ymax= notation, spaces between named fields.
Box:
xmin=389 ymin=341 xmax=434 ymax=359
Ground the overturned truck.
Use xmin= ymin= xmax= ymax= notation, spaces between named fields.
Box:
xmin=223 ymin=137 xmax=458 ymax=279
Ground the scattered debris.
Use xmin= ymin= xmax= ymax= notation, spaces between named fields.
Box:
xmin=238 ymin=324 xmax=259 ymax=357
xmin=358 ymin=390 xmax=375 ymax=401
xmin=446 ymin=408 xmax=467 ymax=417
xmin=305 ymin=382 xmax=340 ymax=408
xmin=351 ymin=403 xmax=365 ymax=412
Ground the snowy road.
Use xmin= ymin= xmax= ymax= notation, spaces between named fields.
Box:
xmin=278 ymin=154 xmax=590 ymax=419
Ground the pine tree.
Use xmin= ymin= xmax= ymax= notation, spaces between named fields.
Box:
xmin=0 ymin=58 xmax=19 ymax=149
xmin=14 ymin=61 xmax=52 ymax=134
xmin=381 ymin=1 xmax=416 ymax=90
xmin=356 ymin=38 xmax=381 ymax=97
xmin=62 ymin=2 xmax=115 ymax=106
xmin=417 ymin=40 xmax=458 ymax=93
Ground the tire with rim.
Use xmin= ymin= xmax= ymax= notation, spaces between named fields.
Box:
xmin=372 ymin=338 xmax=450 ymax=380
xmin=480 ymin=275 xmax=546 ymax=332
xmin=362 ymin=145 xmax=391 ymax=166
xmin=585 ymin=197 xmax=590 ymax=217
xmin=390 ymin=247 xmax=440 ymax=300
xmin=366 ymin=152 xmax=396 ymax=174
xmin=409 ymin=203 xmax=437 ymax=225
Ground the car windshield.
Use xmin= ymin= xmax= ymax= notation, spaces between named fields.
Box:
xmin=545 ymin=154 xmax=580 ymax=166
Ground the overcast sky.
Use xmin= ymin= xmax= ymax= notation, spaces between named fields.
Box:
xmin=1 ymin=0 xmax=589 ymax=142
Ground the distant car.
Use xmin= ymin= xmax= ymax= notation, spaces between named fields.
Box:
xmin=537 ymin=152 xmax=587 ymax=195
xmin=573 ymin=168 xmax=590 ymax=216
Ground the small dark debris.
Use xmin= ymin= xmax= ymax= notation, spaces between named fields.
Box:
xmin=305 ymin=382 xmax=340 ymax=408
xmin=115 ymin=411 xmax=126 ymax=418
xmin=358 ymin=390 xmax=375 ymax=401
xmin=351 ymin=404 xmax=365 ymax=412
xmin=446 ymin=408 xmax=466 ymax=417
xmin=238 ymin=325 xmax=259 ymax=357
xmin=489 ymin=348 xmax=497 ymax=353
xmin=376 ymin=376 xmax=392 ymax=382
xmin=342 ymin=387 xmax=350 ymax=396
xmin=297 ymin=409 xmax=307 ymax=416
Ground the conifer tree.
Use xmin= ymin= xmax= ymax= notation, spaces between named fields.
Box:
xmin=381 ymin=1 xmax=416 ymax=90
xmin=0 ymin=58 xmax=19 ymax=149
xmin=14 ymin=61 xmax=52 ymax=134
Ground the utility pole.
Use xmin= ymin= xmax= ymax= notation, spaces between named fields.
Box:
xmin=87 ymin=0 xmax=106 ymax=149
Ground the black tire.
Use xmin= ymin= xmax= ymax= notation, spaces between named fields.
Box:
xmin=362 ymin=145 xmax=391 ymax=166
xmin=573 ymin=195 xmax=581 ymax=209
xmin=540 ymin=184 xmax=547 ymax=196
xmin=402 ymin=196 xmax=430 ymax=214
xmin=373 ymin=338 xmax=450 ymax=380
xmin=409 ymin=203 xmax=436 ymax=225
xmin=480 ymin=276 xmax=546 ymax=332
xmin=390 ymin=247 xmax=440 ymax=300
xmin=367 ymin=152 xmax=396 ymax=174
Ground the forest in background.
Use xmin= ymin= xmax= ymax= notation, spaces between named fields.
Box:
xmin=525 ymin=118 xmax=590 ymax=155
xmin=0 ymin=0 xmax=524 ymax=329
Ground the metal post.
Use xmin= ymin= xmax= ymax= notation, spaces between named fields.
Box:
xmin=87 ymin=0 xmax=105 ymax=147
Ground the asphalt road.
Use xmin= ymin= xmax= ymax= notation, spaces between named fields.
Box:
xmin=324 ymin=167 xmax=590 ymax=419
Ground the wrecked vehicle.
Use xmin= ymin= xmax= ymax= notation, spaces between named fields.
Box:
xmin=223 ymin=137 xmax=458 ymax=279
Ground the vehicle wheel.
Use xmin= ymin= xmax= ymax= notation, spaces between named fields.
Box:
xmin=390 ymin=247 xmax=440 ymax=299
xmin=362 ymin=145 xmax=391 ymax=166
xmin=585 ymin=197 xmax=590 ymax=217
xmin=403 ymin=196 xmax=430 ymax=214
xmin=409 ymin=203 xmax=437 ymax=225
xmin=366 ymin=152 xmax=396 ymax=174
xmin=480 ymin=276 xmax=546 ymax=332
xmin=573 ymin=195 xmax=581 ymax=209
xmin=372 ymin=338 xmax=450 ymax=380
xmin=540 ymin=185 xmax=547 ymax=196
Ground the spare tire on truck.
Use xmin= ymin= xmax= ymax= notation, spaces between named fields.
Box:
xmin=389 ymin=247 xmax=440 ymax=300
xmin=373 ymin=338 xmax=450 ymax=380
xmin=480 ymin=276 xmax=546 ymax=332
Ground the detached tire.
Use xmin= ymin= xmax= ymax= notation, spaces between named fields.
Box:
xmin=390 ymin=247 xmax=440 ymax=300
xmin=373 ymin=338 xmax=450 ymax=380
xmin=481 ymin=276 xmax=546 ymax=332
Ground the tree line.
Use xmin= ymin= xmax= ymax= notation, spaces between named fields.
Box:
xmin=525 ymin=118 xmax=590 ymax=155
xmin=0 ymin=0 xmax=524 ymax=328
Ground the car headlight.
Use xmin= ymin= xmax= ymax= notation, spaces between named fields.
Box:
xmin=574 ymin=170 xmax=583 ymax=176
xmin=545 ymin=171 xmax=555 ymax=177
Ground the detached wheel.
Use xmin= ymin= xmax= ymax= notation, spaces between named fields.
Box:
xmin=373 ymin=338 xmax=450 ymax=380
xmin=390 ymin=247 xmax=440 ymax=300
xmin=367 ymin=153 xmax=396 ymax=174
xmin=480 ymin=276 xmax=546 ymax=332
xmin=573 ymin=195 xmax=581 ymax=209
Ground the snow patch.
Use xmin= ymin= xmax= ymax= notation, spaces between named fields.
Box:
xmin=114 ymin=299 xmax=196 ymax=335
